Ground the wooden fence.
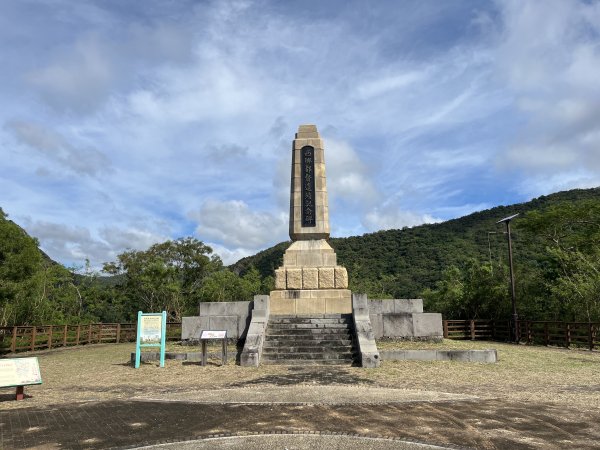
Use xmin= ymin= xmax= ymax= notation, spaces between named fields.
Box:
xmin=2 ymin=319 xmax=598 ymax=355
xmin=443 ymin=319 xmax=599 ymax=350
xmin=0 ymin=322 xmax=182 ymax=354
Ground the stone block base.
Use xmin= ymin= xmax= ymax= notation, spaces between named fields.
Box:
xmin=379 ymin=349 xmax=497 ymax=363
xmin=270 ymin=289 xmax=352 ymax=314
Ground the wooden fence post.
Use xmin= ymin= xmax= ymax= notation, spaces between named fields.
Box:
xmin=589 ymin=323 xmax=594 ymax=351
xmin=443 ymin=321 xmax=448 ymax=338
xmin=565 ymin=323 xmax=571 ymax=348
xmin=48 ymin=326 xmax=53 ymax=350
xmin=470 ymin=320 xmax=476 ymax=340
xmin=63 ymin=324 xmax=68 ymax=347
xmin=30 ymin=327 xmax=36 ymax=352
xmin=88 ymin=324 xmax=92 ymax=344
xmin=76 ymin=325 xmax=81 ymax=345
xmin=525 ymin=321 xmax=531 ymax=344
xmin=11 ymin=326 xmax=17 ymax=353
xmin=544 ymin=322 xmax=549 ymax=346
xmin=116 ymin=323 xmax=121 ymax=343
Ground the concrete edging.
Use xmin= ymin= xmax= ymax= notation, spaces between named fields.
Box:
xmin=240 ymin=295 xmax=270 ymax=367
xmin=130 ymin=352 xmax=207 ymax=364
xmin=352 ymin=293 xmax=381 ymax=368
xmin=380 ymin=349 xmax=497 ymax=363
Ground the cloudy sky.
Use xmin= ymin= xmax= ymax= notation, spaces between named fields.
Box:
xmin=1 ymin=0 xmax=599 ymax=269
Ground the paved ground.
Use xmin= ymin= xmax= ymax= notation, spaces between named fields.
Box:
xmin=2 ymin=381 xmax=600 ymax=449
xmin=2 ymin=342 xmax=600 ymax=449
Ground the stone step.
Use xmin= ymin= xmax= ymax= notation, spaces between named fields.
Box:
xmin=265 ymin=336 xmax=352 ymax=342
xmin=263 ymin=338 xmax=352 ymax=347
xmin=263 ymin=345 xmax=352 ymax=354
xmin=268 ymin=322 xmax=350 ymax=329
xmin=262 ymin=314 xmax=356 ymax=366
xmin=270 ymin=314 xmax=352 ymax=320
xmin=269 ymin=317 xmax=352 ymax=325
xmin=262 ymin=352 xmax=354 ymax=361
xmin=261 ymin=358 xmax=354 ymax=366
xmin=266 ymin=328 xmax=352 ymax=336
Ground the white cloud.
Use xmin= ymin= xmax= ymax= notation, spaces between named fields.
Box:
xmin=2 ymin=0 xmax=599 ymax=269
xmin=494 ymin=0 xmax=600 ymax=181
xmin=6 ymin=120 xmax=110 ymax=176
xmin=26 ymin=35 xmax=114 ymax=114
xmin=356 ymin=70 xmax=427 ymax=100
xmin=205 ymin=242 xmax=256 ymax=266
xmin=98 ymin=226 xmax=168 ymax=255
xmin=22 ymin=219 xmax=168 ymax=269
xmin=325 ymin=138 xmax=379 ymax=207
xmin=363 ymin=207 xmax=441 ymax=232
xmin=24 ymin=20 xmax=194 ymax=114
xmin=189 ymin=199 xmax=287 ymax=250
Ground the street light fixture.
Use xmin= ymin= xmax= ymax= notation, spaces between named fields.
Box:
xmin=496 ymin=213 xmax=519 ymax=342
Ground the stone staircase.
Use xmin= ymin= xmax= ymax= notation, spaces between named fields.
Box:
xmin=261 ymin=314 xmax=357 ymax=365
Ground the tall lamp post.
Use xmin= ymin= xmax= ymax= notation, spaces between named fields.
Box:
xmin=496 ymin=213 xmax=519 ymax=343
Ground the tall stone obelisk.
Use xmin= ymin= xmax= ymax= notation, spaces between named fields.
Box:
xmin=270 ymin=125 xmax=352 ymax=314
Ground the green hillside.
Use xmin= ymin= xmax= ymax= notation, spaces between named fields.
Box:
xmin=232 ymin=187 xmax=600 ymax=320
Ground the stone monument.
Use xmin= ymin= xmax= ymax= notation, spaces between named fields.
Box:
xmin=270 ymin=125 xmax=352 ymax=315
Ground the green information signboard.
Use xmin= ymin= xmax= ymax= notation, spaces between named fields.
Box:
xmin=134 ymin=311 xmax=167 ymax=368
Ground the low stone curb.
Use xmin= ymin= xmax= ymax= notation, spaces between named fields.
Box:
xmin=130 ymin=352 xmax=221 ymax=363
xmin=380 ymin=349 xmax=497 ymax=363
xmin=132 ymin=349 xmax=498 ymax=364
xmin=121 ymin=430 xmax=470 ymax=450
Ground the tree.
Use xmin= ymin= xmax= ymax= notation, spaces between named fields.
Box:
xmin=198 ymin=266 xmax=263 ymax=302
xmin=103 ymin=237 xmax=221 ymax=320
xmin=0 ymin=208 xmax=84 ymax=326
xmin=519 ymin=200 xmax=600 ymax=321
xmin=422 ymin=260 xmax=510 ymax=320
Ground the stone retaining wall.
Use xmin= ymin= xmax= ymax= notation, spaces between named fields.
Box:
xmin=182 ymin=301 xmax=252 ymax=341
xmin=182 ymin=297 xmax=443 ymax=342
xmin=369 ymin=299 xmax=443 ymax=340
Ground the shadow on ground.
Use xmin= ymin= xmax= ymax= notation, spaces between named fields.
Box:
xmin=2 ymin=398 xmax=599 ymax=450
xmin=228 ymin=367 xmax=375 ymax=387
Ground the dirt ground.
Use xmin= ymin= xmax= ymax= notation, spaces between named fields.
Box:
xmin=1 ymin=340 xmax=600 ymax=449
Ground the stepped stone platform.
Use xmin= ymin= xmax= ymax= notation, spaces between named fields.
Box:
xmin=262 ymin=314 xmax=357 ymax=366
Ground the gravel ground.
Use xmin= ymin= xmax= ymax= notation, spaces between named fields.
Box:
xmin=1 ymin=340 xmax=599 ymax=449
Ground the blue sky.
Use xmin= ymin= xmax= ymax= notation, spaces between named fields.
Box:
xmin=1 ymin=0 xmax=599 ymax=268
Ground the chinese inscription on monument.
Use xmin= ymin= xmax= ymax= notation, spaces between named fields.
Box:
xmin=301 ymin=145 xmax=316 ymax=227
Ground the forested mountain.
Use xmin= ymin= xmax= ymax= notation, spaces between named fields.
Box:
xmin=2 ymin=186 xmax=599 ymax=326
xmin=233 ymin=187 xmax=599 ymax=293
xmin=233 ymin=187 xmax=600 ymax=321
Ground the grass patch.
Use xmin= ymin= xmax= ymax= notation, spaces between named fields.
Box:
xmin=369 ymin=339 xmax=600 ymax=409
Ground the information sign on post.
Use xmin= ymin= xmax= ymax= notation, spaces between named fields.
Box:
xmin=0 ymin=357 xmax=42 ymax=400
xmin=199 ymin=330 xmax=227 ymax=366
xmin=134 ymin=311 xmax=167 ymax=368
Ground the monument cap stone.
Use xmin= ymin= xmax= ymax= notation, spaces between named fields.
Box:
xmin=289 ymin=124 xmax=330 ymax=241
